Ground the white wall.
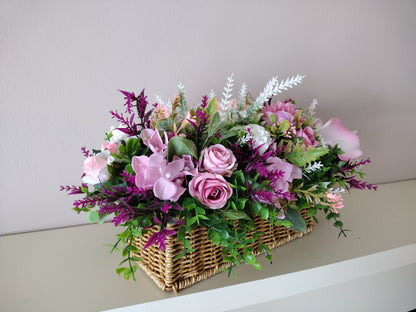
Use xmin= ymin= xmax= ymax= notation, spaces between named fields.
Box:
xmin=1 ymin=0 xmax=415 ymax=235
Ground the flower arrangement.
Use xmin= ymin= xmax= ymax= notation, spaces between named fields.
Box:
xmin=62 ymin=74 xmax=376 ymax=282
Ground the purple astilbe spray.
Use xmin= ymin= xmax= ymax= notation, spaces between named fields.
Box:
xmin=339 ymin=158 xmax=372 ymax=174
xmin=118 ymin=90 xmax=136 ymax=114
xmin=59 ymin=184 xmax=85 ymax=195
xmin=345 ymin=177 xmax=377 ymax=191
xmin=136 ymin=89 xmax=154 ymax=129
xmin=110 ymin=110 xmax=139 ymax=136
xmin=143 ymin=215 xmax=176 ymax=251
xmin=187 ymin=96 xmax=210 ymax=141
xmin=81 ymin=146 xmax=93 ymax=157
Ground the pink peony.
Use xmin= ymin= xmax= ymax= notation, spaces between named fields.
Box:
xmin=189 ymin=172 xmax=233 ymax=209
xmin=200 ymin=144 xmax=237 ymax=177
xmin=132 ymin=153 xmax=189 ymax=201
xmin=262 ymin=101 xmax=298 ymax=125
xmin=101 ymin=142 xmax=119 ymax=154
xmin=140 ymin=129 xmax=168 ymax=154
xmin=320 ymin=118 xmax=362 ymax=161
xmin=82 ymin=152 xmax=110 ymax=184
xmin=296 ymin=126 xmax=318 ymax=147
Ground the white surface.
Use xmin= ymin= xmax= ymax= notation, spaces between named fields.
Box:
xmin=1 ymin=0 xmax=416 ymax=234
xmin=104 ymin=244 xmax=416 ymax=312
xmin=1 ymin=180 xmax=415 ymax=312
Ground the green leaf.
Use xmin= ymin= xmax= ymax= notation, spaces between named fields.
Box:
xmin=210 ymin=230 xmax=222 ymax=245
xmin=285 ymin=208 xmax=307 ymax=232
xmin=269 ymin=114 xmax=277 ymax=124
xmin=167 ymin=136 xmax=198 ymax=161
xmin=115 ymin=267 xmax=130 ymax=276
xmin=223 ymin=210 xmax=251 ymax=221
xmin=286 ymin=147 xmax=329 ymax=167
xmin=236 ymin=198 xmax=248 ymax=210
xmin=260 ymin=207 xmax=269 ymax=220
xmin=126 ymin=245 xmax=140 ymax=253
xmin=206 ymin=98 xmax=217 ymax=118
xmin=87 ymin=210 xmax=100 ymax=223
xmin=279 ymin=120 xmax=290 ymax=132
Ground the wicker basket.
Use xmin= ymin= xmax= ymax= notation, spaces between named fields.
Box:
xmin=132 ymin=209 xmax=313 ymax=293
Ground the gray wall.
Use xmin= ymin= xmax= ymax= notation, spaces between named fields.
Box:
xmin=1 ymin=0 xmax=415 ymax=234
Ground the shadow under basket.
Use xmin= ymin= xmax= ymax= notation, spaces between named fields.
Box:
xmin=132 ymin=209 xmax=314 ymax=293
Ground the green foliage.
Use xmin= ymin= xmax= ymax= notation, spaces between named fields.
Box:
xmin=167 ymin=136 xmax=198 ymax=161
xmin=285 ymin=207 xmax=307 ymax=232
xmin=287 ymin=146 xmax=329 ymax=167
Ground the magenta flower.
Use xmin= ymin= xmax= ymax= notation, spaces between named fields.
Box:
xmin=200 ymin=144 xmax=237 ymax=177
xmin=144 ymin=228 xmax=176 ymax=251
xmin=132 ymin=153 xmax=188 ymax=201
xmin=320 ymin=118 xmax=362 ymax=161
xmin=189 ymin=172 xmax=233 ymax=209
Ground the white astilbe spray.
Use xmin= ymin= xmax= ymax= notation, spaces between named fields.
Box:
xmin=249 ymin=74 xmax=305 ymax=116
xmin=208 ymin=89 xmax=216 ymax=100
xmin=238 ymin=82 xmax=247 ymax=105
xmin=304 ymin=99 xmax=318 ymax=119
xmin=328 ymin=187 xmax=346 ymax=194
xmin=304 ymin=161 xmax=323 ymax=173
xmin=220 ymin=73 xmax=234 ymax=113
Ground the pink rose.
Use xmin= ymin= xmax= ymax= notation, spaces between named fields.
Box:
xmin=200 ymin=144 xmax=237 ymax=177
xmin=82 ymin=152 xmax=110 ymax=184
xmin=320 ymin=118 xmax=362 ymax=161
xmin=296 ymin=126 xmax=318 ymax=147
xmin=101 ymin=142 xmax=119 ymax=154
xmin=189 ymin=172 xmax=233 ymax=209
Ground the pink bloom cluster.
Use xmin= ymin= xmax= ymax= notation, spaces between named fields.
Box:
xmin=82 ymin=143 xmax=120 ymax=184
xmin=325 ymin=193 xmax=344 ymax=213
xmin=265 ymin=156 xmax=302 ymax=208
xmin=132 ymin=129 xmax=197 ymax=202
xmin=262 ymin=101 xmax=318 ymax=148
xmin=132 ymin=131 xmax=236 ymax=209
xmin=189 ymin=144 xmax=236 ymax=209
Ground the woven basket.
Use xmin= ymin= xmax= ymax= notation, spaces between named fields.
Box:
xmin=132 ymin=209 xmax=313 ymax=293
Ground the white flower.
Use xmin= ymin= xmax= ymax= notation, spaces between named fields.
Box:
xmin=239 ymin=124 xmax=272 ymax=155
xmin=109 ymin=126 xmax=129 ymax=144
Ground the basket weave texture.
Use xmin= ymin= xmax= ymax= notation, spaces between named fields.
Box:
xmin=133 ymin=209 xmax=313 ymax=293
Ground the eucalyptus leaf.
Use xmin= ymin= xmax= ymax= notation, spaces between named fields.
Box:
xmin=167 ymin=136 xmax=198 ymax=161
xmin=87 ymin=210 xmax=100 ymax=223
xmin=223 ymin=210 xmax=251 ymax=221
xmin=285 ymin=207 xmax=307 ymax=232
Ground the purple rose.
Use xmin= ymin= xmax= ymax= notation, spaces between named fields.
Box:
xmin=296 ymin=126 xmax=318 ymax=147
xmin=200 ymin=144 xmax=237 ymax=177
xmin=319 ymin=118 xmax=362 ymax=161
xmin=189 ymin=172 xmax=233 ymax=209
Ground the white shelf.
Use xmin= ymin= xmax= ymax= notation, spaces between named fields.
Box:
xmin=1 ymin=180 xmax=415 ymax=312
